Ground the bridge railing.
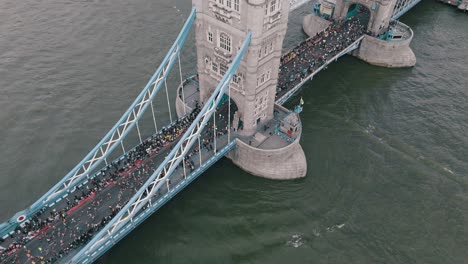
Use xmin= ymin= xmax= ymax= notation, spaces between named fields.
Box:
xmin=71 ymin=32 xmax=252 ymax=264
xmin=0 ymin=7 xmax=196 ymax=239
xmin=276 ymin=35 xmax=364 ymax=105
xmin=392 ymin=0 xmax=423 ymax=19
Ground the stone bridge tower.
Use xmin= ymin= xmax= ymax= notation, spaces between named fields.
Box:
xmin=189 ymin=0 xmax=307 ymax=179
xmin=192 ymin=0 xmax=290 ymax=136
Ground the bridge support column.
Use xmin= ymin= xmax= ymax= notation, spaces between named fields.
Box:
xmin=227 ymin=135 xmax=307 ymax=180
xmin=352 ymin=34 xmax=416 ymax=68
xmin=226 ymin=105 xmax=307 ymax=180
xmin=353 ymin=20 xmax=416 ymax=68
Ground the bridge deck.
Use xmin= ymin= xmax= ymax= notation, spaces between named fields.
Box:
xmin=276 ymin=15 xmax=365 ymax=104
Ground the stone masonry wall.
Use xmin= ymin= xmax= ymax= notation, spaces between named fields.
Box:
xmin=353 ymin=34 xmax=416 ymax=68
xmin=227 ymin=137 xmax=307 ymax=180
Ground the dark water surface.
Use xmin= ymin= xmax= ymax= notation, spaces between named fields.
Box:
xmin=1 ymin=0 xmax=467 ymax=263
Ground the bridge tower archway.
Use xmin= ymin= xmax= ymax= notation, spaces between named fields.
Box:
xmin=345 ymin=3 xmax=372 ymax=31
xmin=333 ymin=0 xmax=397 ymax=36
xmin=223 ymin=89 xmax=244 ymax=132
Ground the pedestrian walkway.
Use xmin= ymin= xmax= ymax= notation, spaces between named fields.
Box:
xmin=277 ymin=15 xmax=366 ymax=100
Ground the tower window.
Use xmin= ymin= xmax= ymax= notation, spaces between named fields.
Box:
xmin=232 ymin=73 xmax=242 ymax=85
xmin=270 ymin=0 xmax=277 ymax=13
xmin=219 ymin=33 xmax=231 ymax=53
xmin=205 ymin=56 xmax=211 ymax=65
xmin=220 ymin=63 xmax=228 ymax=75
xmin=208 ymin=31 xmax=213 ymax=43
xmin=227 ymin=0 xmax=232 ymax=8
xmin=234 ymin=0 xmax=240 ymax=12
xmin=256 ymin=68 xmax=272 ymax=87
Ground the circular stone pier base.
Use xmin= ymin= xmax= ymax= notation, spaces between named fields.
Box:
xmin=352 ymin=21 xmax=416 ymax=68
xmin=227 ymin=135 xmax=307 ymax=180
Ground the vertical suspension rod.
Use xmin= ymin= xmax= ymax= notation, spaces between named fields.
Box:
xmin=178 ymin=54 xmax=187 ymax=115
xmin=136 ymin=121 xmax=143 ymax=144
xmin=164 ymin=78 xmax=173 ymax=124
xmin=228 ymin=84 xmax=231 ymax=143
xmin=117 ymin=129 xmax=126 ymax=153
xmin=150 ymin=101 xmax=158 ymax=133
xmin=213 ymin=107 xmax=217 ymax=154
xmin=198 ymin=132 xmax=202 ymax=166
xmin=120 ymin=141 xmax=126 ymax=153
xmin=182 ymin=156 xmax=187 ymax=179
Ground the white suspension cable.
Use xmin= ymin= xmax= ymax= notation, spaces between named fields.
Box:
xmin=228 ymin=84 xmax=231 ymax=143
xmin=120 ymin=140 xmax=126 ymax=154
xmin=136 ymin=121 xmax=143 ymax=144
xmin=182 ymin=157 xmax=186 ymax=179
xmin=178 ymin=54 xmax=187 ymax=115
xmin=213 ymin=107 xmax=217 ymax=154
xmin=150 ymin=101 xmax=158 ymax=133
xmin=164 ymin=78 xmax=173 ymax=123
xmin=198 ymin=133 xmax=202 ymax=166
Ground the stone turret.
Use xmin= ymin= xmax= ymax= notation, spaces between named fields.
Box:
xmin=192 ymin=0 xmax=290 ymax=136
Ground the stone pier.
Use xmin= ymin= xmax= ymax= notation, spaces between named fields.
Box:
xmin=352 ymin=21 xmax=416 ymax=68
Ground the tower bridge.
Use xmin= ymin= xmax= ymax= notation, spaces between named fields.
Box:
xmin=1 ymin=0 xmax=429 ymax=263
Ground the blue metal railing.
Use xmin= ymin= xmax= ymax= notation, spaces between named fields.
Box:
xmin=276 ymin=36 xmax=364 ymax=105
xmin=393 ymin=0 xmax=423 ymax=19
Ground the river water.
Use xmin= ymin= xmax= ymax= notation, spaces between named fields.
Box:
xmin=1 ymin=0 xmax=467 ymax=263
